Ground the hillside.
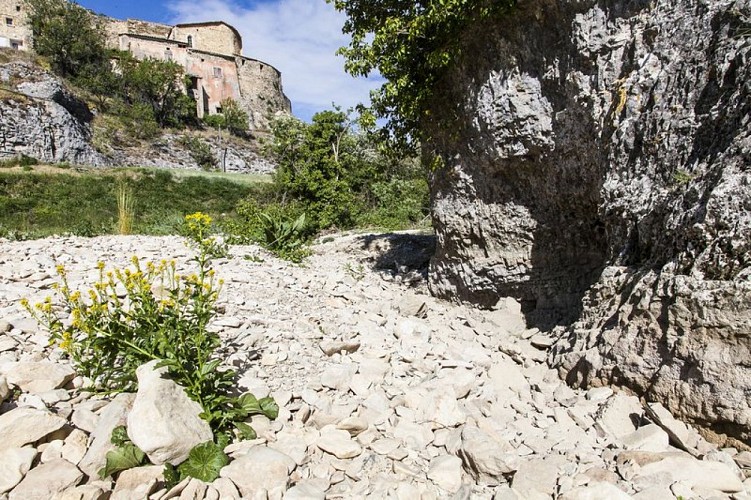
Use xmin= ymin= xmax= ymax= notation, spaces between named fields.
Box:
xmin=0 ymin=49 xmax=274 ymax=173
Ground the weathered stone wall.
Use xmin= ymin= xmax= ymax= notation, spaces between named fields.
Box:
xmin=237 ymin=57 xmax=291 ymax=130
xmin=427 ymin=0 xmax=751 ymax=445
xmin=173 ymin=23 xmax=241 ymax=56
xmin=0 ymin=0 xmax=30 ymax=50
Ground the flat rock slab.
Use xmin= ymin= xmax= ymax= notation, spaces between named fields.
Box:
xmin=220 ymin=446 xmax=296 ymax=497
xmin=2 ymin=361 xmax=75 ymax=393
xmin=8 ymin=458 xmax=82 ymax=500
xmin=316 ymin=427 xmax=363 ymax=459
xmin=0 ymin=447 xmax=37 ymax=494
xmin=0 ymin=406 xmax=67 ymax=450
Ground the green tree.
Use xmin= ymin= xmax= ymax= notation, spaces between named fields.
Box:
xmin=118 ymin=54 xmax=196 ymax=128
xmin=25 ymin=0 xmax=109 ymax=78
xmin=330 ymin=0 xmax=516 ymax=148
xmin=219 ymin=98 xmax=249 ymax=137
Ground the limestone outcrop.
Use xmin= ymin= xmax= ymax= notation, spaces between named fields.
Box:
xmin=0 ymin=61 xmax=104 ymax=165
xmin=426 ymin=0 xmax=751 ymax=444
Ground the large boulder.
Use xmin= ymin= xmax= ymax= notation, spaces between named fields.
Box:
xmin=126 ymin=361 xmax=213 ymax=465
xmin=426 ymin=0 xmax=751 ymax=444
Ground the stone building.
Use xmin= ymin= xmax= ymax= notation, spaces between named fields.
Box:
xmin=0 ymin=0 xmax=29 ymax=50
xmin=0 ymin=0 xmax=291 ymax=129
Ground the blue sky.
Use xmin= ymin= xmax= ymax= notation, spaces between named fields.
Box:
xmin=76 ymin=0 xmax=381 ymax=121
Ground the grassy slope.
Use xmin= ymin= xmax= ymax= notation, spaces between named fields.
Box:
xmin=0 ymin=165 xmax=269 ymax=237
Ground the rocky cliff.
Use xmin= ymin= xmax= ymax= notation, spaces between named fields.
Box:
xmin=0 ymin=57 xmax=274 ymax=174
xmin=427 ymin=0 xmax=751 ymax=445
xmin=0 ymin=61 xmax=104 ymax=165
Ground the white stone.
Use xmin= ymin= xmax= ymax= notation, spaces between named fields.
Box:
xmin=210 ymin=477 xmax=240 ymax=499
xmin=0 ymin=406 xmax=67 ymax=450
xmin=220 ymin=446 xmax=296 ymax=498
xmin=459 ymin=426 xmax=518 ymax=484
xmin=8 ymin=459 xmax=83 ymax=500
xmin=427 ymin=455 xmax=463 ymax=494
xmin=52 ymin=485 xmax=106 ymax=500
xmin=645 ymin=402 xmax=701 ymax=451
xmin=283 ymin=481 xmax=326 ymax=500
xmin=316 ymin=426 xmax=363 ymax=459
xmin=127 ymin=361 xmax=213 ymax=465
xmin=560 ymin=482 xmax=632 ymax=500
xmin=593 ymin=393 xmax=642 ymax=439
xmin=269 ymin=430 xmax=308 ymax=465
xmin=511 ymin=456 xmax=568 ymax=496
xmin=336 ymin=416 xmax=368 ymax=436
xmin=320 ymin=364 xmax=357 ymax=392
xmin=634 ymin=456 xmax=744 ymax=492
xmin=61 ymin=429 xmax=89 ymax=465
xmin=486 ymin=356 xmax=530 ymax=398
xmin=621 ymin=424 xmax=670 ymax=452
xmin=0 ymin=447 xmax=36 ymax=494
xmin=0 ymin=373 xmax=9 ymax=402
xmin=2 ymin=361 xmax=75 ymax=393
xmin=110 ymin=465 xmax=163 ymax=500
xmin=78 ymin=393 xmax=134 ymax=479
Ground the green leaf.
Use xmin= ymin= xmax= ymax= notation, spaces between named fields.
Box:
xmin=97 ymin=443 xmax=146 ymax=478
xmin=177 ymin=441 xmax=229 ymax=482
xmin=163 ymin=463 xmax=181 ymax=489
xmin=110 ymin=425 xmax=130 ymax=447
xmin=235 ymin=421 xmax=257 ymax=440
xmin=236 ymin=393 xmax=261 ymax=416
xmin=259 ymin=397 xmax=279 ymax=420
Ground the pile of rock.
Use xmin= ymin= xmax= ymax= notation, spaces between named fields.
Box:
xmin=0 ymin=233 xmax=749 ymax=499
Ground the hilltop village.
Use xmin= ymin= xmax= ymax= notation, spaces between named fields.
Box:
xmin=0 ymin=0 xmax=290 ymax=129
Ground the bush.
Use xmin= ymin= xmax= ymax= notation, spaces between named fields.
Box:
xmin=25 ymin=213 xmax=277 ymax=446
xmin=222 ymin=199 xmax=311 ymax=262
xmin=178 ymin=136 xmax=216 ymax=171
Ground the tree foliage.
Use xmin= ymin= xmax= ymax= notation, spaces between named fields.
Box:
xmin=117 ymin=54 xmax=196 ymax=128
xmin=25 ymin=0 xmax=108 ymax=78
xmin=262 ymin=109 xmax=428 ymax=232
xmin=330 ymin=0 xmax=516 ymax=147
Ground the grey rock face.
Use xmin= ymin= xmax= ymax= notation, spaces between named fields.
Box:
xmin=0 ymin=62 xmax=104 ymax=165
xmin=426 ymin=0 xmax=751 ymax=443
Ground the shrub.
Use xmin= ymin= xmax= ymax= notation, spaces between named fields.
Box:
xmin=25 ymin=213 xmax=276 ymax=445
xmin=178 ymin=136 xmax=216 ymax=171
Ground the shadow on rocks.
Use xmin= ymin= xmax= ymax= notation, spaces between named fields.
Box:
xmin=356 ymin=232 xmax=436 ymax=284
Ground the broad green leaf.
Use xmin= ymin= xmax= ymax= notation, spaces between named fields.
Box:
xmin=97 ymin=443 xmax=146 ymax=478
xmin=259 ymin=397 xmax=279 ymax=420
xmin=110 ymin=425 xmax=130 ymax=447
xmin=235 ymin=421 xmax=257 ymax=440
xmin=237 ymin=393 xmax=261 ymax=416
xmin=177 ymin=441 xmax=229 ymax=482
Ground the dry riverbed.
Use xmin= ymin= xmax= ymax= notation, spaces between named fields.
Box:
xmin=0 ymin=233 xmax=749 ymax=499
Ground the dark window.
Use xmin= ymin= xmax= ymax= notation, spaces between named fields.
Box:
xmin=187 ymin=35 xmax=193 ymax=48
xmin=213 ymin=67 xmax=222 ymax=78
xmin=6 ymin=18 xmax=13 ymax=26
xmin=15 ymin=6 xmax=20 ymax=12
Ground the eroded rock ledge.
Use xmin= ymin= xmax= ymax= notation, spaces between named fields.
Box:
xmin=427 ymin=0 xmax=751 ymax=445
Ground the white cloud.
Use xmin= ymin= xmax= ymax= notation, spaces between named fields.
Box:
xmin=166 ymin=0 xmax=382 ymax=121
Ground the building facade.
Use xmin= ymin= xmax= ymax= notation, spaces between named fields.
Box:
xmin=0 ymin=0 xmax=29 ymax=50
xmin=0 ymin=1 xmax=290 ymax=129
